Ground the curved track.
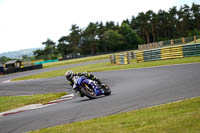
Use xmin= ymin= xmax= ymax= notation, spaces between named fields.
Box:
xmin=0 ymin=59 xmax=108 ymax=96
xmin=0 ymin=63 xmax=200 ymax=133
xmin=0 ymin=59 xmax=109 ymax=84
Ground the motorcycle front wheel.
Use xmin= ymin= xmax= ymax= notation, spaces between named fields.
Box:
xmin=102 ymin=85 xmax=111 ymax=96
xmin=81 ymin=84 xmax=97 ymax=99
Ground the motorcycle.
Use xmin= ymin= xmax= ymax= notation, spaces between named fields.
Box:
xmin=72 ymin=76 xmax=111 ymax=99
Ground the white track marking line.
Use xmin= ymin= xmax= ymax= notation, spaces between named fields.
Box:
xmin=0 ymin=94 xmax=74 ymax=117
xmin=2 ymin=80 xmax=11 ymax=83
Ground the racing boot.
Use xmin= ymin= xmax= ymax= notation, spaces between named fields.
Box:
xmin=96 ymin=79 xmax=106 ymax=88
xmin=101 ymin=83 xmax=106 ymax=88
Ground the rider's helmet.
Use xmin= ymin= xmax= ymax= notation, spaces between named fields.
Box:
xmin=65 ymin=70 xmax=74 ymax=80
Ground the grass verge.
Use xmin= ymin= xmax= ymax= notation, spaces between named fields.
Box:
xmin=28 ymin=96 xmax=200 ymax=133
xmin=12 ymin=56 xmax=200 ymax=81
xmin=0 ymin=92 xmax=67 ymax=112
xmin=43 ymin=54 xmax=110 ymax=68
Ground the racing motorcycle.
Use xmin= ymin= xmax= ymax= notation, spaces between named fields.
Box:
xmin=72 ymin=76 xmax=111 ymax=99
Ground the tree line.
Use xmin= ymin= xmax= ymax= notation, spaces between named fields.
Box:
xmin=34 ymin=3 xmax=200 ymax=60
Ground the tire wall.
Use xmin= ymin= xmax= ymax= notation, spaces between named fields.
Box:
xmin=136 ymin=43 xmax=200 ymax=62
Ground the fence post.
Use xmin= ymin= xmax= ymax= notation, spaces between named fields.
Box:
xmin=157 ymin=42 xmax=159 ymax=48
xmin=171 ymin=39 xmax=174 ymax=45
xmin=126 ymin=53 xmax=130 ymax=64
xmin=141 ymin=45 xmax=143 ymax=50
xmin=194 ymin=36 xmax=197 ymax=43
xmin=182 ymin=37 xmax=185 ymax=44
xmin=138 ymin=45 xmax=141 ymax=50
xmin=153 ymin=43 xmax=155 ymax=48
xmin=127 ymin=52 xmax=133 ymax=59
xmin=160 ymin=41 xmax=163 ymax=47
xmin=110 ymin=55 xmax=112 ymax=64
xmin=110 ymin=55 xmax=116 ymax=64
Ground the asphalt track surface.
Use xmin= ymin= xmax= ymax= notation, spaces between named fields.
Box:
xmin=0 ymin=63 xmax=200 ymax=133
xmin=0 ymin=59 xmax=109 ymax=83
xmin=0 ymin=59 xmax=108 ymax=96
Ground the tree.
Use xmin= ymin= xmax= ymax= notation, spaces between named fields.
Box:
xmin=22 ymin=55 xmax=30 ymax=61
xmin=82 ymin=22 xmax=99 ymax=55
xmin=177 ymin=4 xmax=192 ymax=37
xmin=157 ymin=10 xmax=171 ymax=40
xmin=33 ymin=49 xmax=45 ymax=59
xmin=68 ymin=24 xmax=82 ymax=57
xmin=119 ymin=23 xmax=140 ymax=49
xmin=146 ymin=10 xmax=158 ymax=42
xmin=0 ymin=56 xmax=12 ymax=64
xmin=42 ymin=38 xmax=58 ymax=59
xmin=33 ymin=38 xmax=58 ymax=60
xmin=168 ymin=6 xmax=178 ymax=38
xmin=188 ymin=29 xmax=200 ymax=36
xmin=191 ymin=3 xmax=200 ymax=31
xmin=96 ymin=22 xmax=107 ymax=54
xmin=57 ymin=36 xmax=73 ymax=58
xmin=103 ymin=29 xmax=123 ymax=52
xmin=136 ymin=12 xmax=151 ymax=43
xmin=105 ymin=21 xmax=118 ymax=30
xmin=34 ymin=3 xmax=200 ymax=59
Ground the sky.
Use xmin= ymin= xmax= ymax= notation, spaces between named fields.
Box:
xmin=0 ymin=0 xmax=199 ymax=54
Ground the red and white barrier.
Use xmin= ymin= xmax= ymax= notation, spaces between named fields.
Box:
xmin=0 ymin=94 xmax=74 ymax=117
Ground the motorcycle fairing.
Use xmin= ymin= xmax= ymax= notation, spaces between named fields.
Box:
xmin=77 ymin=76 xmax=103 ymax=96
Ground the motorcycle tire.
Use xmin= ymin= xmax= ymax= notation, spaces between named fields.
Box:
xmin=103 ymin=86 xmax=111 ymax=96
xmin=81 ymin=84 xmax=97 ymax=99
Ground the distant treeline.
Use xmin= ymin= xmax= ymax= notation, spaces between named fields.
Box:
xmin=34 ymin=3 xmax=200 ymax=60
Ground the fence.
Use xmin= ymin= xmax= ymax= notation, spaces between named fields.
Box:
xmin=136 ymin=43 xmax=200 ymax=62
xmin=34 ymin=59 xmax=59 ymax=65
xmin=138 ymin=35 xmax=200 ymax=51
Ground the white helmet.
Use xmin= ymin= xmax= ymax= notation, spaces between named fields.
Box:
xmin=65 ymin=70 xmax=74 ymax=80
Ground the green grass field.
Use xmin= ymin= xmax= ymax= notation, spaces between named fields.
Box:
xmin=28 ymin=96 xmax=200 ymax=133
xmin=43 ymin=54 xmax=110 ymax=68
xmin=189 ymin=38 xmax=200 ymax=44
xmin=13 ymin=56 xmax=200 ymax=81
xmin=0 ymin=92 xmax=66 ymax=112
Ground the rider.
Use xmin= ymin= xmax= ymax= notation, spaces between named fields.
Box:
xmin=65 ymin=70 xmax=105 ymax=96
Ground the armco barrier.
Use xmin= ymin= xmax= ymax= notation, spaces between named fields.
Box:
xmin=136 ymin=43 xmax=200 ymax=62
xmin=127 ymin=52 xmax=135 ymax=59
xmin=135 ymin=51 xmax=144 ymax=63
xmin=161 ymin=45 xmax=183 ymax=60
xmin=21 ymin=64 xmax=43 ymax=71
xmin=182 ymin=44 xmax=200 ymax=57
xmin=3 ymin=64 xmax=43 ymax=74
xmin=0 ymin=66 xmax=3 ymax=75
xmin=110 ymin=55 xmax=116 ymax=64
xmin=110 ymin=53 xmax=130 ymax=65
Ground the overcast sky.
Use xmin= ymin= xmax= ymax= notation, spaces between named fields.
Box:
xmin=0 ymin=0 xmax=199 ymax=54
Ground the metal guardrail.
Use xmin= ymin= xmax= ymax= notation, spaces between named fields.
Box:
xmin=3 ymin=64 xmax=43 ymax=74
xmin=183 ymin=44 xmax=200 ymax=57
xmin=110 ymin=52 xmax=135 ymax=65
